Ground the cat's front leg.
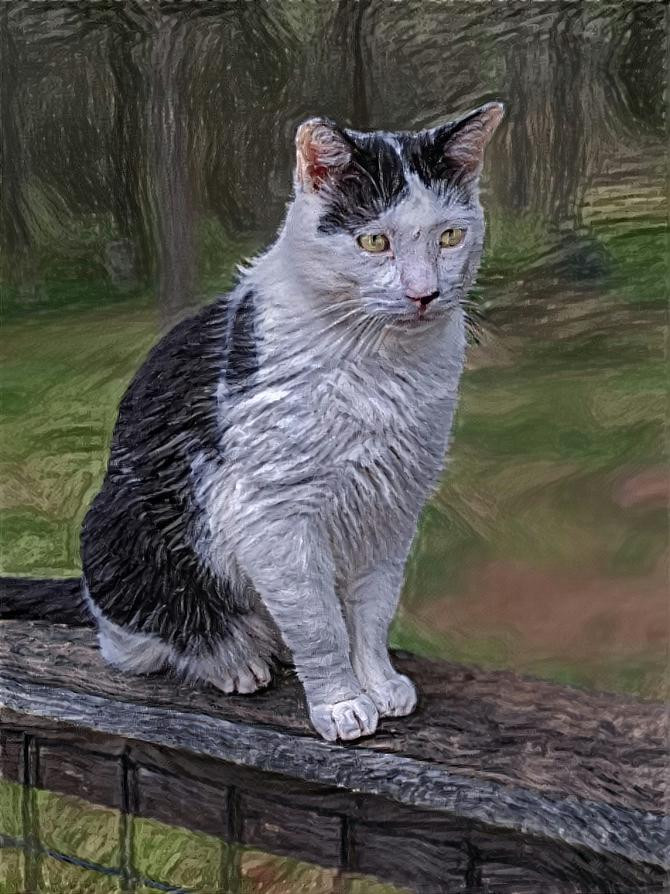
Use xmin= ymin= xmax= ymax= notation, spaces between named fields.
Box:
xmin=237 ymin=520 xmax=379 ymax=742
xmin=343 ymin=559 xmax=417 ymax=719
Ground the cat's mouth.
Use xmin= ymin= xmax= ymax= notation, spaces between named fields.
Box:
xmin=389 ymin=316 xmax=438 ymax=332
xmin=376 ymin=300 xmax=459 ymax=331
xmin=390 ymin=308 xmax=443 ymax=329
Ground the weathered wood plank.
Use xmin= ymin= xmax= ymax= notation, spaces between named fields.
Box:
xmin=0 ymin=713 xmax=664 ymax=891
xmin=134 ymin=764 xmax=229 ymax=839
xmin=240 ymin=790 xmax=343 ymax=868
xmin=39 ymin=743 xmax=125 ymax=811
xmin=0 ymin=620 xmax=666 ymax=868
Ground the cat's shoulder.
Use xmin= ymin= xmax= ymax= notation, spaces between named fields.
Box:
xmin=110 ymin=287 xmax=259 ymax=458
xmin=124 ymin=288 xmax=258 ymax=401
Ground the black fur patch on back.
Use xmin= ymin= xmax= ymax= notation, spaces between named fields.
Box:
xmin=225 ymin=290 xmax=258 ymax=392
xmin=81 ymin=293 xmax=257 ymax=652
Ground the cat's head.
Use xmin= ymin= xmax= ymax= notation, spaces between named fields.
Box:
xmin=285 ymin=102 xmax=504 ymax=330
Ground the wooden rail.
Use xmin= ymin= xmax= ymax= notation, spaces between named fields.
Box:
xmin=1 ymin=619 xmax=666 ymax=869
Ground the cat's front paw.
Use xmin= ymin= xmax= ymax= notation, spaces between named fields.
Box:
xmin=366 ymin=673 xmax=417 ymax=718
xmin=309 ymin=694 xmax=379 ymax=742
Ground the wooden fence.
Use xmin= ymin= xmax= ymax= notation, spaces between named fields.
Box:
xmin=0 ymin=618 xmax=667 ymax=893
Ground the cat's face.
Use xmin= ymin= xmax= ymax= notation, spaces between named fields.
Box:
xmin=286 ymin=103 xmax=504 ymax=330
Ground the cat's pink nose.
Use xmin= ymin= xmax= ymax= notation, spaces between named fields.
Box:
xmin=406 ymin=289 xmax=440 ymax=307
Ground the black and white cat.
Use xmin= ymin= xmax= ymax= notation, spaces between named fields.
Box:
xmin=78 ymin=102 xmax=504 ymax=742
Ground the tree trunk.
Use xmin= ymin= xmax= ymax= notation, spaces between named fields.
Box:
xmin=146 ymin=13 xmax=196 ymax=324
xmin=331 ymin=0 xmax=371 ymax=128
xmin=0 ymin=4 xmax=33 ymax=291
xmin=107 ymin=10 xmax=152 ymax=284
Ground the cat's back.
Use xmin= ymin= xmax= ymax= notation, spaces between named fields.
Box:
xmin=108 ymin=288 xmax=257 ymax=480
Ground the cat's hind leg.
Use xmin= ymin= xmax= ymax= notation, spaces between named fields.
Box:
xmin=174 ymin=612 xmax=276 ymax=695
xmin=88 ymin=599 xmax=173 ymax=676
xmin=87 ymin=585 xmax=275 ymax=693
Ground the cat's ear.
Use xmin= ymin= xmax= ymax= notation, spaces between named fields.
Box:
xmin=430 ymin=101 xmax=505 ymax=180
xmin=295 ymin=118 xmax=352 ymax=193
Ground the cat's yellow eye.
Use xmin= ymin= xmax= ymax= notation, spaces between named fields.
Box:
xmin=357 ymin=233 xmax=390 ymax=253
xmin=440 ymin=227 xmax=465 ymax=248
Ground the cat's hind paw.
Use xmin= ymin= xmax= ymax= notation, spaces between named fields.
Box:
xmin=205 ymin=657 xmax=273 ymax=695
xmin=309 ymin=694 xmax=379 ymax=742
xmin=366 ymin=673 xmax=417 ymax=718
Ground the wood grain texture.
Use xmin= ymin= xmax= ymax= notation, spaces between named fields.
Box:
xmin=0 ymin=620 xmax=666 ymax=869
xmin=0 ymin=714 xmax=664 ymax=891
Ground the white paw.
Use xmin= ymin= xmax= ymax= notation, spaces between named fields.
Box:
xmin=209 ymin=658 xmax=272 ymax=694
xmin=366 ymin=673 xmax=417 ymax=718
xmin=309 ymin=694 xmax=379 ymax=742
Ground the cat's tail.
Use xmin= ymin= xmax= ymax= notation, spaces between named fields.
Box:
xmin=0 ymin=577 xmax=93 ymax=627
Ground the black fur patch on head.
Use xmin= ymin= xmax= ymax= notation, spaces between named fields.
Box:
xmin=317 ymin=127 xmax=475 ymax=236
xmin=317 ymin=132 xmax=408 ymax=235
xmin=396 ymin=126 xmax=471 ymax=195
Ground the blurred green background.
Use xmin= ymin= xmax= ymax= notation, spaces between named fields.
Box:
xmin=1 ymin=1 xmax=667 ymax=699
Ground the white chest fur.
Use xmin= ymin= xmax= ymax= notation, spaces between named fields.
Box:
xmin=196 ymin=313 xmax=465 ymax=577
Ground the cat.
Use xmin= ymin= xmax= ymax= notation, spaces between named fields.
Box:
xmin=10 ymin=102 xmax=504 ymax=742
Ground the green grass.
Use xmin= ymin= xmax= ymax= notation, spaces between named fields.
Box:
xmin=38 ymin=859 xmax=119 ymax=893
xmin=36 ymin=789 xmax=120 ymax=866
xmin=0 ymin=295 xmax=158 ymax=575
xmin=0 ymin=848 xmax=24 ymax=894
xmin=133 ymin=817 xmax=222 ymax=890
xmin=390 ymin=614 xmax=666 ymax=700
xmin=0 ymin=781 xmax=23 ymax=839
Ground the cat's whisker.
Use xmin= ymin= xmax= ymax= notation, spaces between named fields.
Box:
xmin=327 ymin=314 xmax=374 ymax=361
xmin=315 ymin=300 xmax=363 ymax=321
xmin=366 ymin=317 xmax=391 ymax=356
xmin=312 ymin=307 xmax=367 ymax=340
xmin=350 ymin=313 xmax=387 ymax=360
xmin=311 ymin=298 xmax=365 ymax=323
xmin=280 ymin=300 xmax=365 ymax=345
xmin=350 ymin=315 xmax=377 ymax=353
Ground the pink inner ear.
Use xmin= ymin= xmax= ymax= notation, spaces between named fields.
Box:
xmin=444 ymin=103 xmax=505 ymax=173
xmin=310 ymin=163 xmax=329 ymax=187
xmin=305 ymin=140 xmax=331 ymax=188
xmin=301 ymin=138 xmax=330 ymax=189
xmin=296 ymin=120 xmax=351 ymax=191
